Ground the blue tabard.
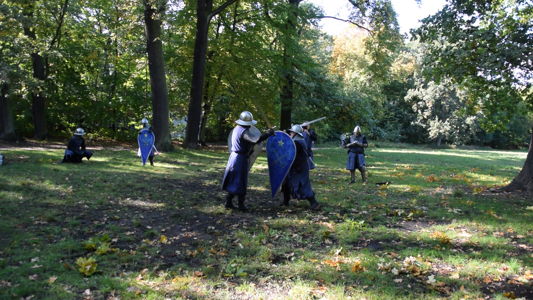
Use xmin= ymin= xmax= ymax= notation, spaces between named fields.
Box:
xmin=303 ymin=131 xmax=315 ymax=169
xmin=222 ymin=126 xmax=251 ymax=195
xmin=346 ymin=135 xmax=366 ymax=170
xmin=287 ymin=138 xmax=315 ymax=200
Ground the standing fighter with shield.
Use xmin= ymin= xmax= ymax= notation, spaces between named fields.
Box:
xmin=138 ymin=118 xmax=159 ymax=166
xmin=281 ymin=125 xmax=320 ymax=210
xmin=222 ymin=111 xmax=274 ymax=211
xmin=345 ymin=125 xmax=368 ymax=184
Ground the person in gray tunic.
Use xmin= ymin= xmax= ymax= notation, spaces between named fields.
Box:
xmin=345 ymin=126 xmax=368 ymax=184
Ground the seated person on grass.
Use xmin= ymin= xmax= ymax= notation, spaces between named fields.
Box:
xmin=62 ymin=128 xmax=93 ymax=163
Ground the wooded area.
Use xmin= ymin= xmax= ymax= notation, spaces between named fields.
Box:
xmin=1 ymin=0 xmax=532 ymax=188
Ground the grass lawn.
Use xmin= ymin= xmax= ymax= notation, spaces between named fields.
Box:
xmin=0 ymin=141 xmax=532 ymax=299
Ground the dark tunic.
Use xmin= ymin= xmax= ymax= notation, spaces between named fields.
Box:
xmin=63 ymin=136 xmax=92 ymax=163
xmin=222 ymin=126 xmax=251 ymax=195
xmin=346 ymin=135 xmax=367 ymax=170
xmin=287 ymin=137 xmax=314 ymax=200
xmin=303 ymin=130 xmax=317 ymax=169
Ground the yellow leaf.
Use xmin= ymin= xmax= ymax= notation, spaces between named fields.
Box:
xmin=160 ymin=235 xmax=167 ymax=244
xmin=450 ymin=273 xmax=460 ymax=279
xmin=503 ymin=291 xmax=516 ymax=299
xmin=49 ymin=276 xmax=57 ymax=284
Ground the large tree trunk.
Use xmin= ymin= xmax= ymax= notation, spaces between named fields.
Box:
xmin=184 ymin=0 xmax=237 ymax=149
xmin=24 ymin=26 xmax=48 ymax=140
xmin=279 ymin=0 xmax=302 ymax=130
xmin=144 ymin=0 xmax=173 ymax=151
xmin=499 ymin=128 xmax=533 ymax=192
xmin=280 ymin=71 xmax=293 ymax=130
xmin=0 ymin=83 xmax=17 ymax=141
xmin=184 ymin=0 xmax=210 ymax=149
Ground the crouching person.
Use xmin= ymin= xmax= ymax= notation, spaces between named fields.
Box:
xmin=63 ymin=128 xmax=92 ymax=163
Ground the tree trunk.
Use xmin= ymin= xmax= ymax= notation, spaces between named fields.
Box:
xmin=435 ymin=134 xmax=442 ymax=147
xmin=144 ymin=0 xmax=173 ymax=151
xmin=0 ymin=83 xmax=17 ymax=141
xmin=498 ymin=128 xmax=533 ymax=192
xmin=199 ymin=103 xmax=211 ymax=146
xmin=24 ymin=26 xmax=48 ymax=140
xmin=184 ymin=0 xmax=237 ymax=149
xmin=184 ymin=0 xmax=210 ymax=149
xmin=280 ymin=71 xmax=293 ymax=130
xmin=279 ymin=0 xmax=302 ymax=130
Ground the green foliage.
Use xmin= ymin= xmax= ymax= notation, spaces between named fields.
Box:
xmin=76 ymin=257 xmax=98 ymax=276
xmin=83 ymin=233 xmax=113 ymax=255
xmin=412 ymin=0 xmax=533 ymax=128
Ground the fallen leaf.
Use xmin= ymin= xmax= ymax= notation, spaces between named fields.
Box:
xmin=427 ymin=275 xmax=436 ymax=284
xmin=394 ymin=279 xmax=403 ymax=283
xmin=450 ymin=273 xmax=460 ymax=279
xmin=29 ymin=274 xmax=39 ymax=281
xmin=49 ymin=277 xmax=57 ymax=284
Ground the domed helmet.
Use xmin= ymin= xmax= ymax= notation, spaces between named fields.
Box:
xmin=288 ymin=124 xmax=303 ymax=137
xmin=141 ymin=118 xmax=149 ymax=125
xmin=353 ymin=126 xmax=361 ymax=135
xmin=74 ymin=128 xmax=86 ymax=136
xmin=235 ymin=111 xmax=257 ymax=126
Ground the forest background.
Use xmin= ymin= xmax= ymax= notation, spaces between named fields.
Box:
xmin=0 ymin=0 xmax=531 ymax=151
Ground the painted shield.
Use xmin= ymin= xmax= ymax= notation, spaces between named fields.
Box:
xmin=247 ymin=127 xmax=263 ymax=171
xmin=138 ymin=129 xmax=155 ymax=166
xmin=266 ymin=131 xmax=296 ymax=198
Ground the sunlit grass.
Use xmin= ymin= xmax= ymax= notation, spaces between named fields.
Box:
xmin=0 ymin=143 xmax=531 ymax=299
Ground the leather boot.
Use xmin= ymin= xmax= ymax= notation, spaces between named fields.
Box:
xmin=308 ymin=196 xmax=320 ymax=210
xmin=350 ymin=170 xmax=356 ymax=184
xmin=225 ymin=194 xmax=235 ymax=209
xmin=237 ymin=195 xmax=249 ymax=211
xmin=361 ymin=167 xmax=367 ymax=184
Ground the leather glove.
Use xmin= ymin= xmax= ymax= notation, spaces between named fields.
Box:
xmin=267 ymin=128 xmax=275 ymax=136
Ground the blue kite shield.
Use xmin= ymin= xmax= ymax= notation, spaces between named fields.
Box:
xmin=266 ymin=131 xmax=296 ymax=198
xmin=138 ymin=129 xmax=155 ymax=166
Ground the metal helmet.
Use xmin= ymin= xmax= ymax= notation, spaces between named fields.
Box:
xmin=288 ymin=124 xmax=304 ymax=137
xmin=353 ymin=126 xmax=361 ymax=134
xmin=74 ymin=128 xmax=86 ymax=136
xmin=141 ymin=118 xmax=149 ymax=125
xmin=235 ymin=111 xmax=257 ymax=126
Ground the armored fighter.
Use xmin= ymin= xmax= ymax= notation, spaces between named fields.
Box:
xmin=345 ymin=126 xmax=368 ymax=184
xmin=138 ymin=118 xmax=159 ymax=166
xmin=222 ymin=111 xmax=274 ymax=211
xmin=281 ymin=125 xmax=320 ymax=210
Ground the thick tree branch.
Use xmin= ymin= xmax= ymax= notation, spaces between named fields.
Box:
xmin=208 ymin=0 xmax=238 ymax=22
xmin=316 ymin=15 xmax=370 ymax=33
xmin=49 ymin=0 xmax=69 ymax=50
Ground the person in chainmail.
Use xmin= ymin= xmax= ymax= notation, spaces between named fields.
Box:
xmin=345 ymin=126 xmax=368 ymax=184
xmin=62 ymin=128 xmax=93 ymax=163
xmin=280 ymin=125 xmax=320 ymax=210
xmin=222 ymin=111 xmax=274 ymax=211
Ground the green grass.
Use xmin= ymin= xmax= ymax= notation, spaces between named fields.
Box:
xmin=0 ymin=143 xmax=531 ymax=299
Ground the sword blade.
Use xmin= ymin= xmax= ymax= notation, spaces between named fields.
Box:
xmin=301 ymin=116 xmax=326 ymax=127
